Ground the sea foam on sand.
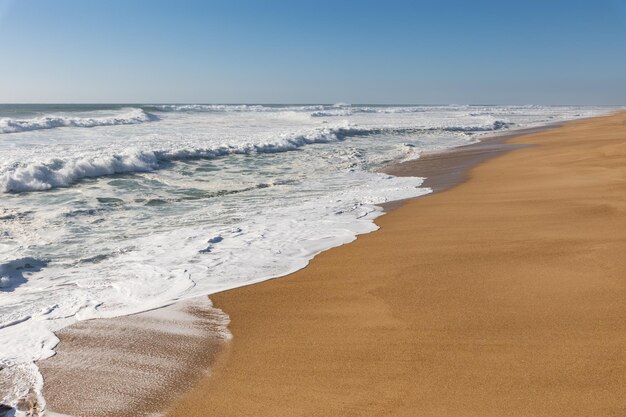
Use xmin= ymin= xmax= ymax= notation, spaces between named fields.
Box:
xmin=38 ymin=297 xmax=231 ymax=417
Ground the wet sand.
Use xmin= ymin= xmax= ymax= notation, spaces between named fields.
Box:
xmin=164 ymin=112 xmax=626 ymax=417
xmin=384 ymin=125 xmax=559 ymax=192
xmin=39 ymin=298 xmax=230 ymax=417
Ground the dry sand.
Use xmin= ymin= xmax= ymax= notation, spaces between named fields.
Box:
xmin=164 ymin=112 xmax=626 ymax=417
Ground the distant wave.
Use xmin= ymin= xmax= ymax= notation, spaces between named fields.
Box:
xmin=0 ymin=122 xmax=512 ymax=193
xmin=152 ymin=104 xmax=433 ymax=116
xmin=440 ymin=120 xmax=512 ymax=132
xmin=154 ymin=104 xmax=270 ymax=112
xmin=310 ymin=106 xmax=451 ymax=117
xmin=310 ymin=110 xmax=354 ymax=117
xmin=0 ymin=108 xmax=158 ymax=134
xmin=347 ymin=121 xmax=513 ymax=134
xmin=151 ymin=104 xmax=324 ymax=113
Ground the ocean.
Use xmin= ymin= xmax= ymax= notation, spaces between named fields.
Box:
xmin=0 ymin=103 xmax=612 ymax=410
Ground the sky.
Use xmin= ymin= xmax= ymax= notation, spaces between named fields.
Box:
xmin=0 ymin=0 xmax=625 ymax=104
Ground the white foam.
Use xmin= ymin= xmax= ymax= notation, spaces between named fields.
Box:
xmin=0 ymin=151 xmax=159 ymax=192
xmin=153 ymin=104 xmax=324 ymax=112
xmin=0 ymin=121 xmax=517 ymax=193
xmin=0 ymin=108 xmax=157 ymax=134
xmin=0 ymin=276 xmax=10 ymax=288
xmin=0 ymin=125 xmax=358 ymax=192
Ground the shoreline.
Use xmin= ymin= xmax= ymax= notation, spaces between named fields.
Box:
xmin=385 ymin=124 xmax=562 ymax=191
xmin=30 ymin=119 xmax=498 ymax=417
xmin=380 ymin=123 xmax=562 ymax=211
xmin=31 ymin=114 xmax=621 ymax=417
xmin=163 ymin=111 xmax=626 ymax=417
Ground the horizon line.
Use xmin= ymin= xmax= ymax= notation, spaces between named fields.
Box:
xmin=0 ymin=102 xmax=623 ymax=107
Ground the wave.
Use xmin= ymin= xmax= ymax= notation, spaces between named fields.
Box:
xmin=310 ymin=109 xmax=354 ymax=117
xmin=0 ymin=108 xmax=158 ymax=134
xmin=339 ymin=121 xmax=513 ymax=135
xmin=151 ymin=104 xmax=324 ymax=113
xmin=440 ymin=120 xmax=512 ymax=132
xmin=1 ymin=152 xmax=161 ymax=192
xmin=0 ymin=126 xmax=361 ymax=192
xmin=153 ymin=104 xmax=429 ymax=116
xmin=0 ymin=122 xmax=512 ymax=193
xmin=154 ymin=104 xmax=270 ymax=112
xmin=309 ymin=106 xmax=448 ymax=117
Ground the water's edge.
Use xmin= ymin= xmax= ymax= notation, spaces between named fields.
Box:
xmin=2 ymin=116 xmax=595 ymax=417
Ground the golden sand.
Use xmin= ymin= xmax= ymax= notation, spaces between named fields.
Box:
xmin=164 ymin=112 xmax=626 ymax=417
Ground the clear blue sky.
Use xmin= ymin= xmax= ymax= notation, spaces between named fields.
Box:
xmin=0 ymin=0 xmax=625 ymax=104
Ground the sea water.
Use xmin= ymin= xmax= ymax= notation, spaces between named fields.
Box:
xmin=0 ymin=103 xmax=612 ymax=411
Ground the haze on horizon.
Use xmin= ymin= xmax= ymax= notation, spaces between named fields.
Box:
xmin=0 ymin=0 xmax=625 ymax=105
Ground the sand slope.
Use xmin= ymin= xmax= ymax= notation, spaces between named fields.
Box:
xmin=166 ymin=112 xmax=626 ymax=417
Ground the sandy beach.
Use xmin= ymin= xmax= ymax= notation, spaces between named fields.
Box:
xmin=2 ymin=3 xmax=625 ymax=416
xmin=161 ymin=112 xmax=626 ymax=417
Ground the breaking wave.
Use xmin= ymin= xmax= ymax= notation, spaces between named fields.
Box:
xmin=0 ymin=126 xmax=363 ymax=192
xmin=0 ymin=108 xmax=158 ymax=134
xmin=152 ymin=104 xmax=431 ymax=115
xmin=151 ymin=104 xmax=324 ymax=112
xmin=0 ymin=122 xmax=512 ymax=193
xmin=310 ymin=109 xmax=354 ymax=117
xmin=150 ymin=104 xmax=515 ymax=124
